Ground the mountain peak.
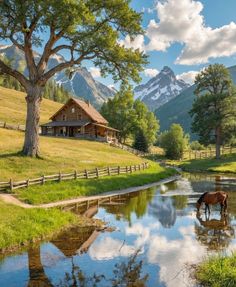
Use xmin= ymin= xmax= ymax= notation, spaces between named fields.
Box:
xmin=134 ymin=66 xmax=189 ymax=111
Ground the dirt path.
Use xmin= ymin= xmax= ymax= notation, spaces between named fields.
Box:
xmin=0 ymin=175 xmax=180 ymax=209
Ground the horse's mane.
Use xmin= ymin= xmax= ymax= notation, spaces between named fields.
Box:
xmin=197 ymin=192 xmax=209 ymax=204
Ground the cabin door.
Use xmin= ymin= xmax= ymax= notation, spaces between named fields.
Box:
xmin=69 ymin=127 xmax=74 ymax=137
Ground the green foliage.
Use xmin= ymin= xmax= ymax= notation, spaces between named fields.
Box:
xmin=196 ymin=253 xmax=236 ymax=287
xmin=43 ymin=80 xmax=71 ymax=103
xmin=0 ymin=0 xmax=147 ymax=85
xmin=160 ymin=124 xmax=189 ymax=160
xmin=133 ymin=129 xmax=149 ymax=152
xmin=190 ymin=64 xmax=236 ymax=158
xmin=101 ymin=86 xmax=159 ymax=146
xmin=190 ymin=141 xmax=205 ymax=151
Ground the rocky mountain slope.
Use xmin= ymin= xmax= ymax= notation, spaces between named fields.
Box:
xmin=134 ymin=66 xmax=190 ymax=111
xmin=155 ymin=65 xmax=236 ymax=139
xmin=0 ymin=45 xmax=115 ymax=108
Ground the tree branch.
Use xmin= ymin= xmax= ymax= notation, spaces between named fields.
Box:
xmin=0 ymin=59 xmax=28 ymax=88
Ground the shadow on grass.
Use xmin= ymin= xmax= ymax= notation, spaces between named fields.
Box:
xmin=0 ymin=150 xmax=45 ymax=160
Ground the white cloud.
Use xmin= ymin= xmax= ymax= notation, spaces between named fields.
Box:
xmin=144 ymin=68 xmax=159 ymax=77
xmin=176 ymin=71 xmax=199 ymax=84
xmin=89 ymin=237 xmax=135 ymax=260
xmin=119 ymin=35 xmax=145 ymax=52
xmin=89 ymin=67 xmax=101 ymax=78
xmin=145 ymin=0 xmax=236 ymax=65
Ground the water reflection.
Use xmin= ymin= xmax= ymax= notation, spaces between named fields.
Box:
xmin=195 ymin=212 xmax=235 ymax=251
xmin=1 ymin=174 xmax=236 ymax=287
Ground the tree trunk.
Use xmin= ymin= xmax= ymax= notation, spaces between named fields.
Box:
xmin=22 ymin=85 xmax=43 ymax=157
xmin=215 ymin=126 xmax=221 ymax=159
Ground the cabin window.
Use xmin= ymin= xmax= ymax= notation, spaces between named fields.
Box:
xmin=71 ymin=108 xmax=75 ymax=113
xmin=62 ymin=115 xmax=66 ymax=121
xmin=78 ymin=114 xmax=82 ymax=120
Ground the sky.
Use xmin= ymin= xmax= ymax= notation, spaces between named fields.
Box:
xmin=90 ymin=0 xmax=236 ymax=87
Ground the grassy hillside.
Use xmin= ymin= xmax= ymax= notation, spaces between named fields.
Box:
xmin=156 ymin=65 xmax=236 ymax=138
xmin=0 ymin=86 xmax=62 ymax=124
xmin=0 ymin=128 xmax=144 ymax=181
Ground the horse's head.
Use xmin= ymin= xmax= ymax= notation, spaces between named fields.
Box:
xmin=196 ymin=202 xmax=201 ymax=211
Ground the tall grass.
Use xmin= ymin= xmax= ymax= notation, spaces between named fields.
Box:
xmin=196 ymin=254 xmax=236 ymax=287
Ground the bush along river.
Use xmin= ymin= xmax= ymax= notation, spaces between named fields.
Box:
xmin=0 ymin=173 xmax=236 ymax=287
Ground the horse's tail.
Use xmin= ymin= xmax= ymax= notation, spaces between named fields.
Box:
xmin=197 ymin=192 xmax=208 ymax=204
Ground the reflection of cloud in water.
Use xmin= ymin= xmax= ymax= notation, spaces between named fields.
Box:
xmin=149 ymin=198 xmax=176 ymax=228
xmin=147 ymin=228 xmax=205 ymax=287
xmin=89 ymin=237 xmax=135 ymax=260
xmin=126 ymin=222 xmax=160 ymax=248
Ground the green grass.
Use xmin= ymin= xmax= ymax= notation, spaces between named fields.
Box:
xmin=180 ymin=153 xmax=236 ymax=173
xmin=196 ymin=253 xmax=236 ymax=287
xmin=0 ymin=128 xmax=144 ymax=181
xmin=0 ymin=86 xmax=62 ymax=124
xmin=0 ymin=200 xmax=77 ymax=252
xmin=16 ymin=164 xmax=176 ymax=205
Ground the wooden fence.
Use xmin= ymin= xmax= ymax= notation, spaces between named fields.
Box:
xmin=110 ymin=142 xmax=148 ymax=157
xmin=182 ymin=147 xmax=236 ymax=160
xmin=0 ymin=121 xmax=25 ymax=132
xmin=0 ymin=162 xmax=149 ymax=192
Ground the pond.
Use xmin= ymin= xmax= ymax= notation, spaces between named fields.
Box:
xmin=0 ymin=173 xmax=236 ymax=287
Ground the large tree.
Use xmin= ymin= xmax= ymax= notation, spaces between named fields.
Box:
xmin=0 ymin=0 xmax=146 ymax=157
xmin=190 ymin=64 xmax=236 ymax=159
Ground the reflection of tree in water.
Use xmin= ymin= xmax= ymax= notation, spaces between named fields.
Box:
xmin=103 ymin=188 xmax=155 ymax=225
xmin=58 ymin=250 xmax=148 ymax=287
xmin=194 ymin=213 xmax=235 ymax=251
xmin=172 ymin=195 xmax=188 ymax=210
xmin=27 ymin=244 xmax=148 ymax=287
xmin=149 ymin=197 xmax=176 ymax=228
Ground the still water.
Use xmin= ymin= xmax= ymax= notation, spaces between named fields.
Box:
xmin=0 ymin=173 xmax=236 ymax=287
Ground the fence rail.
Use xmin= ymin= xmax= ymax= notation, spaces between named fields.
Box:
xmin=0 ymin=162 xmax=149 ymax=192
xmin=110 ymin=142 xmax=148 ymax=157
xmin=182 ymin=147 xmax=236 ymax=160
xmin=0 ymin=121 xmax=25 ymax=132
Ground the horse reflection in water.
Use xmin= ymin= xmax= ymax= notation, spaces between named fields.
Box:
xmin=195 ymin=212 xmax=235 ymax=251
xmin=196 ymin=191 xmax=228 ymax=214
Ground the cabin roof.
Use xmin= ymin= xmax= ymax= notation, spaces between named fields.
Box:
xmin=92 ymin=123 xmax=120 ymax=132
xmin=50 ymin=98 xmax=108 ymax=124
xmin=41 ymin=120 xmax=90 ymax=127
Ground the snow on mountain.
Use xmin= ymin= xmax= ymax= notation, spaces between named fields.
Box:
xmin=134 ymin=66 xmax=190 ymax=111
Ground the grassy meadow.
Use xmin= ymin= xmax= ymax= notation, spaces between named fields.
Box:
xmin=0 ymin=86 xmax=62 ymax=124
xmin=0 ymin=200 xmax=77 ymax=251
xmin=0 ymin=128 xmax=145 ymax=181
xmin=179 ymin=153 xmax=236 ymax=174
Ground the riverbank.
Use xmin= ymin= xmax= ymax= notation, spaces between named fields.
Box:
xmin=14 ymin=163 xmax=176 ymax=204
xmin=166 ymin=153 xmax=236 ymax=174
xmin=195 ymin=253 xmax=236 ymax=287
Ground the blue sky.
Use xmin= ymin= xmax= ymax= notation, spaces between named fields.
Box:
xmin=92 ymin=0 xmax=236 ymax=88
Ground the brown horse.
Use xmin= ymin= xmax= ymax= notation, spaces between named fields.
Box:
xmin=196 ymin=191 xmax=228 ymax=213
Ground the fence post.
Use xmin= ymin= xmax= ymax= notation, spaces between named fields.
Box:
xmin=59 ymin=171 xmax=62 ymax=182
xmin=74 ymin=170 xmax=77 ymax=180
xmin=85 ymin=169 xmax=88 ymax=179
xmin=118 ymin=166 xmax=120 ymax=175
xmin=4 ymin=122 xmax=6 ymax=128
xmin=130 ymin=165 xmax=132 ymax=173
xmin=108 ymin=167 xmax=111 ymax=176
xmin=9 ymin=179 xmax=13 ymax=191
xmin=41 ymin=175 xmax=45 ymax=185
xmin=26 ymin=179 xmax=30 ymax=188
xmin=96 ymin=168 xmax=99 ymax=178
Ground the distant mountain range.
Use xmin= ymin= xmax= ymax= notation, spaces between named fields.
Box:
xmin=0 ymin=45 xmax=115 ymax=108
xmin=134 ymin=66 xmax=190 ymax=111
xmin=155 ymin=65 xmax=236 ymax=139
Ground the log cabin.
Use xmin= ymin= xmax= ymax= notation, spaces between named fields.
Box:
xmin=41 ymin=98 xmax=119 ymax=143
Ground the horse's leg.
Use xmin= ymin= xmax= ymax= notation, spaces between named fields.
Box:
xmin=220 ymin=203 xmax=224 ymax=214
xmin=224 ymin=199 xmax=228 ymax=213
